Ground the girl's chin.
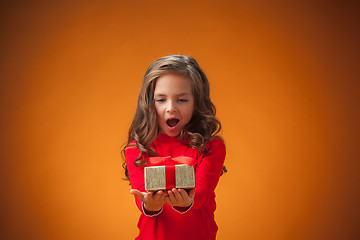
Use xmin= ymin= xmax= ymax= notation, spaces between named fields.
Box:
xmin=162 ymin=130 xmax=180 ymax=137
xmin=160 ymin=127 xmax=181 ymax=137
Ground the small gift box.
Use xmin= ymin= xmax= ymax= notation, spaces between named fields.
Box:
xmin=144 ymin=164 xmax=195 ymax=191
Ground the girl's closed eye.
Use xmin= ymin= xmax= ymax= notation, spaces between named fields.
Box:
xmin=155 ymin=98 xmax=166 ymax=103
xmin=178 ymin=98 xmax=188 ymax=102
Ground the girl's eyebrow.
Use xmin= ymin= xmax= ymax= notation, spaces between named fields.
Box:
xmin=154 ymin=92 xmax=192 ymax=97
xmin=178 ymin=92 xmax=191 ymax=96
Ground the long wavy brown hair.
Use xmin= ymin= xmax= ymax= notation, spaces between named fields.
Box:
xmin=122 ymin=55 xmax=227 ymax=179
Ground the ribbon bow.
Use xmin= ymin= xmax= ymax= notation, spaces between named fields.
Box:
xmin=147 ymin=156 xmax=196 ymax=166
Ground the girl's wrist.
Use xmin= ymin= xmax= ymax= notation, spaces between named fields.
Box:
xmin=143 ymin=203 xmax=162 ymax=212
xmin=142 ymin=203 xmax=163 ymax=217
xmin=172 ymin=200 xmax=193 ymax=214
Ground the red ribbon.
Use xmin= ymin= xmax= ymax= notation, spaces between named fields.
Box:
xmin=165 ymin=165 xmax=176 ymax=189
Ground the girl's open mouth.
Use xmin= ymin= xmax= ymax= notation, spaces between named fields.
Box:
xmin=166 ymin=118 xmax=180 ymax=128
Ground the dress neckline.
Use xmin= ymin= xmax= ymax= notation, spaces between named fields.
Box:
xmin=156 ymin=132 xmax=179 ymax=142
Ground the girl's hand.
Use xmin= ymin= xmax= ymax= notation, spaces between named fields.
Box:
xmin=165 ymin=188 xmax=195 ymax=207
xmin=130 ymin=189 xmax=166 ymax=212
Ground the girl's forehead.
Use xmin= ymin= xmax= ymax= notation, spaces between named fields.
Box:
xmin=154 ymin=74 xmax=192 ymax=95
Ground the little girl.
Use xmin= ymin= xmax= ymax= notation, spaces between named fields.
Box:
xmin=123 ymin=55 xmax=226 ymax=240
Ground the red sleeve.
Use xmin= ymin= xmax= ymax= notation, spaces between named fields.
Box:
xmin=124 ymin=141 xmax=145 ymax=213
xmin=192 ymin=137 xmax=226 ymax=209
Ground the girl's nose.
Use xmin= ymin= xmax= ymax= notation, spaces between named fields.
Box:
xmin=166 ymin=101 xmax=177 ymax=113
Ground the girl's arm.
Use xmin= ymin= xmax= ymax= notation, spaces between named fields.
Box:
xmin=192 ymin=137 xmax=226 ymax=209
xmin=125 ymin=143 xmax=166 ymax=215
xmin=164 ymin=137 xmax=226 ymax=211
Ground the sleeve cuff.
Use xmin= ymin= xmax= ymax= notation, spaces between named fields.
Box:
xmin=142 ymin=203 xmax=163 ymax=217
xmin=172 ymin=200 xmax=193 ymax=214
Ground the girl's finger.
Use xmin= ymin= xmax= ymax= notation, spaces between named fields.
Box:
xmin=159 ymin=191 xmax=167 ymax=202
xmin=130 ymin=189 xmax=146 ymax=202
xmin=154 ymin=190 xmax=164 ymax=201
xmin=142 ymin=191 xmax=153 ymax=202
xmin=165 ymin=195 xmax=173 ymax=206
xmin=172 ymin=188 xmax=184 ymax=202
xmin=167 ymin=190 xmax=176 ymax=204
xmin=188 ymin=189 xmax=195 ymax=199
xmin=178 ymin=189 xmax=190 ymax=200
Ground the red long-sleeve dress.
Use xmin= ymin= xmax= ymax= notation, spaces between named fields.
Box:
xmin=125 ymin=133 xmax=226 ymax=240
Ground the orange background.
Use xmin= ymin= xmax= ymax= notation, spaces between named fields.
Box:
xmin=0 ymin=0 xmax=358 ymax=239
